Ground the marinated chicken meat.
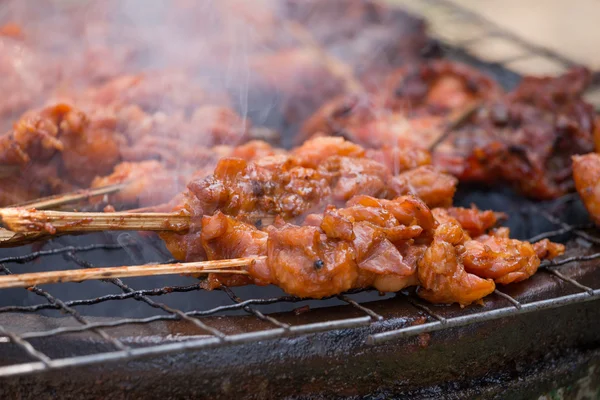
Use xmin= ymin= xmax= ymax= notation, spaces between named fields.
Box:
xmin=299 ymin=60 xmax=501 ymax=148
xmin=170 ymin=193 xmax=563 ymax=303
xmin=301 ymin=64 xmax=597 ymax=200
xmin=573 ymin=153 xmax=600 ymax=226
xmin=181 ymin=137 xmax=455 ymax=225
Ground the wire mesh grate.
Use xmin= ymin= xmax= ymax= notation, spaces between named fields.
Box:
xmin=0 ymin=0 xmax=599 ymax=380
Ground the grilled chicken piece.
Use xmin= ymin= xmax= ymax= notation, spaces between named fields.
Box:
xmin=435 ymin=67 xmax=597 ymax=199
xmin=573 ymin=153 xmax=600 ymax=226
xmin=299 ymin=60 xmax=501 ymax=148
xmin=417 ymin=222 xmax=496 ymax=306
xmin=197 ymin=195 xmax=435 ymax=298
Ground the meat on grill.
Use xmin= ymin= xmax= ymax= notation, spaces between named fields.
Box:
xmin=435 ymin=67 xmax=598 ymax=199
xmin=153 ymin=137 xmax=563 ymax=304
xmin=301 ymin=64 xmax=597 ymax=200
xmin=192 ymin=194 xmax=562 ymax=304
xmin=573 ymin=153 xmax=600 ymax=226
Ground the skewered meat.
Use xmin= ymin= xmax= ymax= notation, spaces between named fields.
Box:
xmin=182 ymin=137 xmax=454 ymax=225
xmin=180 ymin=193 xmax=562 ymax=303
xmin=417 ymin=223 xmax=496 ymax=306
xmin=198 ymin=194 xmax=434 ymax=298
xmin=91 ymin=141 xmax=283 ymax=208
xmin=390 ymin=165 xmax=457 ymax=208
xmin=573 ymin=153 xmax=600 ymax=226
xmin=160 ymin=137 xmax=454 ymax=261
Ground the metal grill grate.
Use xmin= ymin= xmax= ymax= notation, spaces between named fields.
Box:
xmin=0 ymin=0 xmax=599 ymax=381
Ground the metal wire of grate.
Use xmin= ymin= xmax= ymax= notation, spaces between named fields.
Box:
xmin=0 ymin=0 xmax=599 ymax=381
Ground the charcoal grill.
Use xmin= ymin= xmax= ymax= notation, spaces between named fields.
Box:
xmin=1 ymin=1 xmax=600 ymax=399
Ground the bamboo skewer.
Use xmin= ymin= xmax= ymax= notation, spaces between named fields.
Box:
xmin=0 ymin=209 xmax=191 ymax=234
xmin=8 ymin=183 xmax=128 ymax=210
xmin=0 ymin=257 xmax=262 ymax=289
xmin=0 ymin=229 xmax=48 ymax=247
xmin=428 ymin=101 xmax=482 ymax=151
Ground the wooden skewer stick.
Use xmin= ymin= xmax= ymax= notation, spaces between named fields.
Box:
xmin=428 ymin=101 xmax=482 ymax=151
xmin=0 ymin=229 xmax=48 ymax=247
xmin=0 ymin=256 xmax=262 ymax=289
xmin=0 ymin=208 xmax=191 ymax=234
xmin=8 ymin=183 xmax=128 ymax=210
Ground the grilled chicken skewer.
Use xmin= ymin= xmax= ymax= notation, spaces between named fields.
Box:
xmin=8 ymin=183 xmax=127 ymax=210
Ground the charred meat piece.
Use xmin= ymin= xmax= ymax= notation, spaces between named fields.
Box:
xmin=435 ymin=68 xmax=597 ymax=199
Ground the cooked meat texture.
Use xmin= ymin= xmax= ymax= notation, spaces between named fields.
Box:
xmin=291 ymin=136 xmax=366 ymax=168
xmin=445 ymin=206 xmax=505 ymax=238
xmin=365 ymin=145 xmax=432 ymax=175
xmin=185 ymin=137 xmax=410 ymax=224
xmin=532 ymin=239 xmax=566 ymax=260
xmin=461 ymin=227 xmax=564 ymax=285
xmin=461 ymin=234 xmax=541 ymax=285
xmin=91 ymin=141 xmax=281 ymax=209
xmin=573 ymin=153 xmax=600 ymax=226
xmin=435 ymin=67 xmax=597 ymax=199
xmin=390 ymin=165 xmax=458 ymax=208
xmin=201 ymin=211 xmax=271 ymax=288
xmin=383 ymin=60 xmax=502 ymax=114
xmin=417 ymin=222 xmax=496 ymax=306
xmin=188 ymin=155 xmax=332 ymax=224
xmin=196 ymin=195 xmax=436 ymax=298
xmin=0 ymin=104 xmax=123 ymax=204
xmin=299 ymin=92 xmax=443 ymax=149
xmin=419 ymin=211 xmax=564 ymax=303
xmin=299 ymin=61 xmax=501 ymax=148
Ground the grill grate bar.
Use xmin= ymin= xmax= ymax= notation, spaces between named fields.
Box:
xmin=222 ymin=286 xmax=290 ymax=329
xmin=0 ymin=263 xmax=128 ymax=352
xmin=527 ymin=224 xmax=596 ymax=243
xmin=0 ymin=242 xmax=133 ymax=265
xmin=66 ymin=252 xmax=227 ymax=340
xmin=338 ymin=295 xmax=384 ymax=321
xmin=400 ymin=292 xmax=447 ymax=324
xmin=536 ymin=209 xmax=600 ymax=245
xmin=542 ymin=253 xmax=600 ymax=268
xmin=367 ymin=289 xmax=600 ymax=345
xmin=0 ymin=325 xmax=51 ymax=365
xmin=0 ymin=316 xmax=372 ymax=378
xmin=428 ymin=0 xmax=581 ymax=69
xmin=544 ymin=268 xmax=595 ymax=295
xmin=493 ymin=289 xmax=522 ymax=309
xmin=0 ymin=284 xmax=204 ymax=314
